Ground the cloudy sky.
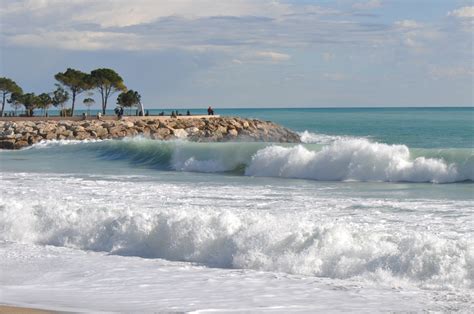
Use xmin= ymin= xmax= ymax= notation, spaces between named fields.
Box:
xmin=0 ymin=0 xmax=473 ymax=108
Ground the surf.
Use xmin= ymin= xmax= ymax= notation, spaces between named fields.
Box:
xmin=3 ymin=136 xmax=474 ymax=183
xmin=1 ymin=175 xmax=472 ymax=290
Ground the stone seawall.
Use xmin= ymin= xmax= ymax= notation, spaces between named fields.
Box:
xmin=0 ymin=117 xmax=301 ymax=149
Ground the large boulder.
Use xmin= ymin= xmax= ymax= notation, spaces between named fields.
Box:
xmin=0 ymin=139 xmax=15 ymax=149
xmin=172 ymin=128 xmax=188 ymax=139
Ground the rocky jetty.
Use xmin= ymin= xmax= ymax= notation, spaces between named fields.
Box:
xmin=0 ymin=117 xmax=301 ymax=149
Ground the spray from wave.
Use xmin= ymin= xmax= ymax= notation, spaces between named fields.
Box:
xmin=246 ymin=140 xmax=474 ymax=183
xmin=16 ymin=137 xmax=474 ymax=183
xmin=299 ymin=130 xmax=363 ymax=144
xmin=1 ymin=194 xmax=472 ymax=290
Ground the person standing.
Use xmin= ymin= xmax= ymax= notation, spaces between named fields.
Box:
xmin=207 ymin=106 xmax=214 ymax=115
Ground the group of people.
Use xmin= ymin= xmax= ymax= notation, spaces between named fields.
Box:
xmin=105 ymin=106 xmax=215 ymax=119
xmin=170 ymin=110 xmax=193 ymax=118
xmin=114 ymin=106 xmax=124 ymax=119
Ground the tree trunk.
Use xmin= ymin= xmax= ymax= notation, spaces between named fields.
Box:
xmin=71 ymin=92 xmax=76 ymax=116
xmin=1 ymin=93 xmax=5 ymax=117
xmin=102 ymin=95 xmax=107 ymax=115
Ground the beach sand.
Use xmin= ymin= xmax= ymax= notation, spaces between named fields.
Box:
xmin=0 ymin=305 xmax=58 ymax=314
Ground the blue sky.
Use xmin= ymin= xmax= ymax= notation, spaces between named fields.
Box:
xmin=0 ymin=0 xmax=473 ymax=108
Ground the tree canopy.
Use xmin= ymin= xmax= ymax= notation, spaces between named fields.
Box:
xmin=90 ymin=68 xmax=126 ymax=114
xmin=8 ymin=92 xmax=23 ymax=114
xmin=0 ymin=77 xmax=23 ymax=116
xmin=52 ymin=84 xmax=69 ymax=109
xmin=55 ymin=68 xmax=91 ymax=116
xmin=17 ymin=93 xmax=37 ymax=117
xmin=2 ymin=68 xmax=139 ymax=117
xmin=117 ymin=90 xmax=141 ymax=108
xmin=36 ymin=93 xmax=53 ymax=116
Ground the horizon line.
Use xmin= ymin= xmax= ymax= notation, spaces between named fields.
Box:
xmin=138 ymin=105 xmax=474 ymax=109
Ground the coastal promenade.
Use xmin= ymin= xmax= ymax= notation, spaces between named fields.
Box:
xmin=0 ymin=114 xmax=218 ymax=122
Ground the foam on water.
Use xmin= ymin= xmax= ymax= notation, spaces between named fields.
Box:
xmin=1 ymin=242 xmax=445 ymax=312
xmin=1 ymin=172 xmax=472 ymax=292
xmin=299 ymin=130 xmax=362 ymax=144
xmin=1 ymin=108 xmax=473 ymax=311
xmin=1 ymin=201 xmax=471 ymax=290
xmin=246 ymin=140 xmax=474 ymax=183
xmin=22 ymin=138 xmax=104 ymax=149
xmin=14 ymin=138 xmax=474 ymax=183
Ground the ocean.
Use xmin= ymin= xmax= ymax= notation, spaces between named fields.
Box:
xmin=1 ymin=107 xmax=473 ymax=312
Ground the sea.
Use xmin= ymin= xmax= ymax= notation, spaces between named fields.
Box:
xmin=0 ymin=107 xmax=473 ymax=312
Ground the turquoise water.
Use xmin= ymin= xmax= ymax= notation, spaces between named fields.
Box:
xmin=219 ymin=107 xmax=474 ymax=148
xmin=39 ymin=107 xmax=474 ymax=148
xmin=2 ymin=107 xmax=474 ymax=183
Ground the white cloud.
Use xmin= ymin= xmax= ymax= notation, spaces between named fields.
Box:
xmin=75 ymin=0 xmax=293 ymax=27
xmin=6 ymin=31 xmax=149 ymax=51
xmin=352 ymin=0 xmax=382 ymax=10
xmin=393 ymin=20 xmax=441 ymax=52
xmin=448 ymin=6 xmax=474 ymax=18
xmin=0 ymin=0 xmax=461 ymax=61
xmin=0 ymin=0 xmax=350 ymax=53
xmin=447 ymin=6 xmax=474 ymax=32
xmin=0 ymin=0 xmax=297 ymax=28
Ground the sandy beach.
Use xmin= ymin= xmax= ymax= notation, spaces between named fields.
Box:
xmin=0 ymin=305 xmax=58 ymax=314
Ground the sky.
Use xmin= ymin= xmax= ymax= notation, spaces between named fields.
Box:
xmin=0 ymin=0 xmax=473 ymax=109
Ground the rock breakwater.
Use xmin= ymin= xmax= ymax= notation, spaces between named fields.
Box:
xmin=0 ymin=117 xmax=301 ymax=149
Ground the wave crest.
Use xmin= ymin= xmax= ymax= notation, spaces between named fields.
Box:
xmin=299 ymin=130 xmax=361 ymax=144
xmin=9 ymin=137 xmax=474 ymax=183
xmin=245 ymin=139 xmax=472 ymax=183
xmin=1 ymin=199 xmax=472 ymax=289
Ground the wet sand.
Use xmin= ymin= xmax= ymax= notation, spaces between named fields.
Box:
xmin=0 ymin=305 xmax=59 ymax=314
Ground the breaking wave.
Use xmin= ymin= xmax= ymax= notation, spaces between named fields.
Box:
xmin=1 ymin=194 xmax=472 ymax=290
xmin=299 ymin=130 xmax=363 ymax=144
xmin=245 ymin=140 xmax=474 ymax=183
xmin=11 ymin=137 xmax=474 ymax=183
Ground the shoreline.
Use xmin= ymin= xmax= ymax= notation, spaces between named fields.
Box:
xmin=0 ymin=305 xmax=59 ymax=314
xmin=0 ymin=116 xmax=301 ymax=149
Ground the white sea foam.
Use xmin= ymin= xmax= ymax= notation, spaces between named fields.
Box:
xmin=24 ymin=138 xmax=104 ymax=149
xmin=299 ymin=130 xmax=362 ymax=144
xmin=245 ymin=139 xmax=472 ymax=183
xmin=1 ymin=198 xmax=472 ymax=290
xmin=4 ymin=137 xmax=473 ymax=182
xmin=1 ymin=242 xmax=443 ymax=312
xmin=1 ymin=172 xmax=472 ymax=291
